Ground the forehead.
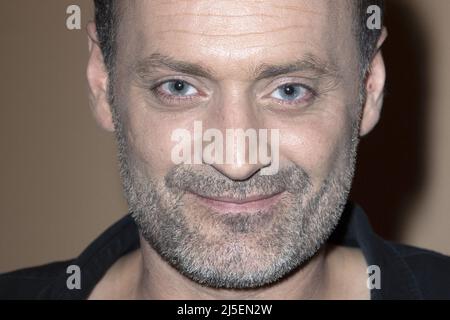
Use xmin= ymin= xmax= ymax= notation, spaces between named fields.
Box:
xmin=116 ymin=0 xmax=356 ymax=78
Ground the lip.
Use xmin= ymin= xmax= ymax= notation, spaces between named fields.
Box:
xmin=190 ymin=191 xmax=284 ymax=214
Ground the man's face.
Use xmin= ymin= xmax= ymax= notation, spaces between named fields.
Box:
xmin=109 ymin=0 xmax=361 ymax=288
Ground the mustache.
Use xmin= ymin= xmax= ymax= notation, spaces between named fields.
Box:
xmin=164 ymin=165 xmax=312 ymax=199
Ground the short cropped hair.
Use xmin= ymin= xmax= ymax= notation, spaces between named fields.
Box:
xmin=93 ymin=0 xmax=384 ymax=79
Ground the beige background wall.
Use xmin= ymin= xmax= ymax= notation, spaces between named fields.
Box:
xmin=1 ymin=0 xmax=449 ymax=273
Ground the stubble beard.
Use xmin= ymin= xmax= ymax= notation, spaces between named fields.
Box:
xmin=111 ymin=104 xmax=359 ymax=289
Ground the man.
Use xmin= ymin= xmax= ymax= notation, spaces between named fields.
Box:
xmin=1 ymin=0 xmax=450 ymax=300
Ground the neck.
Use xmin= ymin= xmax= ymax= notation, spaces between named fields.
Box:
xmin=135 ymin=236 xmax=334 ymax=300
xmin=88 ymin=237 xmax=369 ymax=300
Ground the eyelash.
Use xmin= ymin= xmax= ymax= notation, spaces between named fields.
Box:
xmin=271 ymin=83 xmax=317 ymax=106
xmin=150 ymin=80 xmax=199 ymax=105
xmin=150 ymin=79 xmax=317 ymax=106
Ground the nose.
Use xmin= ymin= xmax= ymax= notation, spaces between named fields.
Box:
xmin=210 ymin=132 xmax=265 ymax=180
xmin=203 ymin=86 xmax=271 ymax=181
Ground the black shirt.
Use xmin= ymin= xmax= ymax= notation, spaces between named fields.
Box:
xmin=1 ymin=202 xmax=450 ymax=299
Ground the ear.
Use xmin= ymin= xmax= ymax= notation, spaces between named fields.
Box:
xmin=359 ymin=27 xmax=388 ymax=137
xmin=86 ymin=22 xmax=115 ymax=132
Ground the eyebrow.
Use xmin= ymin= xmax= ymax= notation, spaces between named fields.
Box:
xmin=132 ymin=52 xmax=340 ymax=82
xmin=253 ymin=54 xmax=339 ymax=81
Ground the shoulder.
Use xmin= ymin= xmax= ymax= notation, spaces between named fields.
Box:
xmin=0 ymin=260 xmax=73 ymax=299
xmin=388 ymin=242 xmax=450 ymax=299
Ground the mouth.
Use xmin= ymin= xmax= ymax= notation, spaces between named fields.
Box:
xmin=189 ymin=191 xmax=285 ymax=214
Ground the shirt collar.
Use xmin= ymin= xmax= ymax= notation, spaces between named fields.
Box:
xmin=40 ymin=202 xmax=423 ymax=299
xmin=329 ymin=202 xmax=423 ymax=299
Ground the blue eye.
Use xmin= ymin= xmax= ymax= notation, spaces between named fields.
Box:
xmin=160 ymin=80 xmax=198 ymax=96
xmin=270 ymin=84 xmax=311 ymax=103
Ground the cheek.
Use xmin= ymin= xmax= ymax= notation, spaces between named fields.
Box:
xmin=278 ymin=111 xmax=353 ymax=184
xmin=127 ymin=119 xmax=169 ymax=178
xmin=122 ymin=106 xmax=185 ymax=180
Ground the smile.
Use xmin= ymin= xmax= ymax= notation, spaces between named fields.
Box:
xmin=189 ymin=191 xmax=284 ymax=214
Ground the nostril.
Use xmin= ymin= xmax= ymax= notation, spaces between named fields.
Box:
xmin=209 ymin=162 xmax=264 ymax=181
